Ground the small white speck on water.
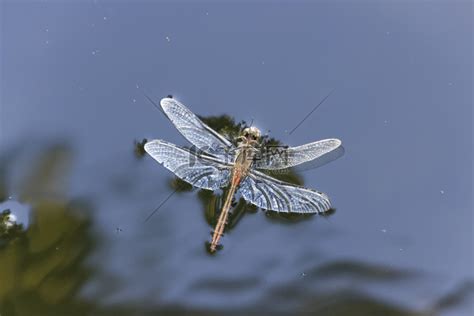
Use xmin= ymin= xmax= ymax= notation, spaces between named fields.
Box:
xmin=136 ymin=84 xmax=139 ymax=89
xmin=92 ymin=51 xmax=96 ymax=55
xmin=45 ymin=28 xmax=49 ymax=32
xmin=262 ymin=61 xmax=265 ymax=65
xmin=384 ymin=120 xmax=388 ymax=124
xmin=301 ymin=272 xmax=306 ymax=277
xmin=103 ymin=16 xmax=107 ymax=21
xmin=132 ymin=98 xmax=136 ymax=103
xmin=45 ymin=40 xmax=49 ymax=44
xmin=381 ymin=229 xmax=387 ymax=233
xmin=399 ymin=248 xmax=403 ymax=251
xmin=165 ymin=36 xmax=171 ymax=42
xmin=8 ymin=196 xmax=12 ymax=200
xmin=440 ymin=190 xmax=445 ymax=195
xmin=206 ymin=12 xmax=209 ymax=16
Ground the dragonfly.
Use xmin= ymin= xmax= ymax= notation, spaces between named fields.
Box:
xmin=144 ymin=97 xmax=343 ymax=252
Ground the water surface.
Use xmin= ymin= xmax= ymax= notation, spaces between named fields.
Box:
xmin=1 ymin=1 xmax=472 ymax=315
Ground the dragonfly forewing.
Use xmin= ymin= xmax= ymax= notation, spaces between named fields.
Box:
xmin=253 ymin=139 xmax=342 ymax=171
xmin=160 ymin=98 xmax=235 ymax=161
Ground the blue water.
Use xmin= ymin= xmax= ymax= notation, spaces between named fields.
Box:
xmin=1 ymin=1 xmax=472 ymax=315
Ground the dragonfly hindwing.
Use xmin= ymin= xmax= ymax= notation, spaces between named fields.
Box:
xmin=239 ymin=170 xmax=332 ymax=213
xmin=145 ymin=140 xmax=232 ymax=190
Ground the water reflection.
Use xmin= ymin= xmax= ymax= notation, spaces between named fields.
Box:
xmin=0 ymin=145 xmax=97 ymax=315
xmin=0 ymin=137 xmax=470 ymax=315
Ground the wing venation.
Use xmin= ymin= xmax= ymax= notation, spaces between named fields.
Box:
xmin=144 ymin=139 xmax=231 ymax=190
xmin=239 ymin=170 xmax=332 ymax=213
xmin=253 ymin=139 xmax=342 ymax=170
xmin=160 ymin=98 xmax=234 ymax=160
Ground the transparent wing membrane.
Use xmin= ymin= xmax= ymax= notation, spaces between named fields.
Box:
xmin=160 ymin=98 xmax=235 ymax=160
xmin=253 ymin=139 xmax=342 ymax=170
xmin=147 ymin=97 xmax=341 ymax=215
xmin=144 ymin=140 xmax=231 ymax=190
xmin=239 ymin=170 xmax=332 ymax=213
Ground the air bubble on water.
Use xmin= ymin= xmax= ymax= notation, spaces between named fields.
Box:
xmin=440 ymin=190 xmax=445 ymax=195
xmin=165 ymin=36 xmax=171 ymax=42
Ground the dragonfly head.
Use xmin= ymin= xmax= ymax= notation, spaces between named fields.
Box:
xmin=240 ymin=127 xmax=261 ymax=145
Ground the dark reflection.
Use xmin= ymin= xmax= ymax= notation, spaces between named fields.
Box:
xmin=309 ymin=260 xmax=415 ymax=281
xmin=266 ymin=260 xmax=425 ymax=316
xmin=431 ymin=281 xmax=474 ymax=313
xmin=0 ymin=144 xmax=98 ymax=316
xmin=134 ymin=138 xmax=148 ymax=158
xmin=300 ymin=291 xmax=424 ymax=316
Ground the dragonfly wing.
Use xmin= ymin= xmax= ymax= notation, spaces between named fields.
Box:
xmin=145 ymin=139 xmax=232 ymax=190
xmin=239 ymin=170 xmax=332 ymax=213
xmin=253 ymin=139 xmax=343 ymax=170
xmin=160 ymin=97 xmax=235 ymax=160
